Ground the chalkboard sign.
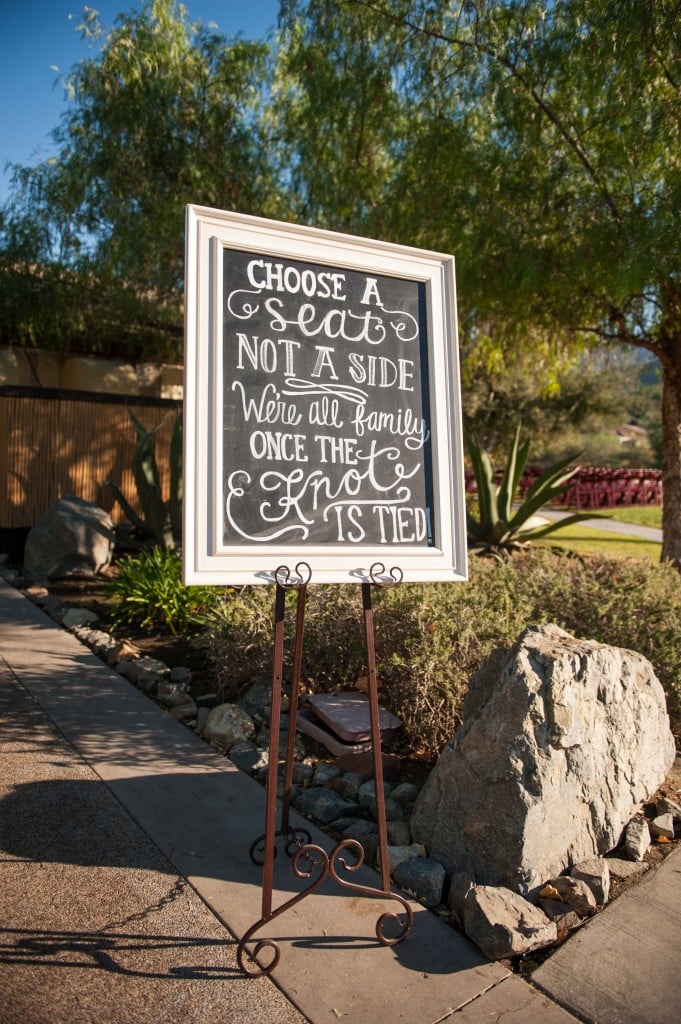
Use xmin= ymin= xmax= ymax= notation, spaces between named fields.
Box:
xmin=184 ymin=206 xmax=467 ymax=585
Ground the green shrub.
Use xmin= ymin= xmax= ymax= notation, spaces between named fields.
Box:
xmin=203 ymin=550 xmax=681 ymax=757
xmin=109 ymin=547 xmax=217 ymax=635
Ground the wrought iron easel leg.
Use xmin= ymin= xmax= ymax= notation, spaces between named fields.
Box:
xmin=261 ymin=582 xmax=286 ymax=920
xmin=362 ymin=581 xmax=391 ymax=893
xmin=280 ymin=580 xmax=307 ymax=833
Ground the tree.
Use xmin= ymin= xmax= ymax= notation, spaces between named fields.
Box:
xmin=281 ymin=0 xmax=681 ymax=562
xmin=0 ymin=0 xmax=280 ymax=362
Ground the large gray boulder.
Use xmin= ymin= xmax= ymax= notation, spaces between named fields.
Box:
xmin=411 ymin=624 xmax=676 ymax=895
xmin=23 ymin=496 xmax=115 ymax=582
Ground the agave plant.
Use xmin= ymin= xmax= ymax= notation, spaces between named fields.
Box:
xmin=465 ymin=425 xmax=599 ymax=556
xmin=106 ymin=409 xmax=182 ymax=549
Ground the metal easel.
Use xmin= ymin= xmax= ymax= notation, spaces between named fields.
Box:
xmin=237 ymin=561 xmax=414 ymax=977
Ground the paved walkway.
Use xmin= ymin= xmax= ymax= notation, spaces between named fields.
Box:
xmin=0 ymin=577 xmax=678 ymax=1023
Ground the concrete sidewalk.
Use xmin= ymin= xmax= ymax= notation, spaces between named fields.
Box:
xmin=0 ymin=577 xmax=678 ymax=1023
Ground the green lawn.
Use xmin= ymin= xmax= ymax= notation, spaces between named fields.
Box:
xmin=538 ymin=523 xmax=661 ymax=561
xmin=605 ymin=505 xmax=662 ymax=529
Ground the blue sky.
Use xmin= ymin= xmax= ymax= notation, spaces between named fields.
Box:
xmin=0 ymin=0 xmax=280 ymax=202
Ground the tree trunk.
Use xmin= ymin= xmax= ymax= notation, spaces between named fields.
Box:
xmin=661 ymin=355 xmax=681 ymax=566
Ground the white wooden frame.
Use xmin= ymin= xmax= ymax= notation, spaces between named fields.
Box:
xmin=183 ymin=205 xmax=467 ymax=585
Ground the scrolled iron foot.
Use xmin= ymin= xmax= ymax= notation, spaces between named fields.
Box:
xmin=238 ymin=841 xmax=331 ymax=977
xmin=375 ymin=893 xmax=414 ymax=946
xmin=237 ymin=923 xmax=281 ymax=978
xmin=328 ymin=838 xmax=414 ymax=946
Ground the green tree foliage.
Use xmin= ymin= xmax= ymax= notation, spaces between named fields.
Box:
xmin=280 ymin=0 xmax=681 ymax=561
xmin=2 ymin=0 xmax=679 ymax=558
xmin=0 ymin=0 xmax=279 ymax=361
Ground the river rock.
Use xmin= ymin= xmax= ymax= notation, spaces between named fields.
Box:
xmin=463 ymin=886 xmax=557 ymax=960
xmin=294 ymin=787 xmax=359 ymax=824
xmin=23 ymin=496 xmax=115 ymax=582
xmin=62 ymin=607 xmax=99 ymax=629
xmin=411 ymin=624 xmax=676 ymax=894
xmin=625 ymin=814 xmax=651 ymax=861
xmin=203 ymin=703 xmax=255 ymax=750
xmin=570 ymin=857 xmax=610 ymax=905
xmin=544 ymin=876 xmax=597 ymax=918
xmin=392 ymin=856 xmax=445 ymax=908
xmin=649 ymin=812 xmax=674 ymax=840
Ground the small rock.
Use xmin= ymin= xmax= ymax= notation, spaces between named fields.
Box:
xmin=393 ymin=856 xmax=445 ymax=909
xmin=195 ymin=692 xmax=218 ymax=706
xmin=447 ymin=870 xmax=476 ymax=927
xmin=74 ymin=627 xmax=117 ymax=657
xmin=358 ymin=779 xmax=394 ymax=808
xmin=157 ymin=679 xmax=192 ymax=707
xmin=239 ymin=676 xmax=289 ymax=717
xmin=327 ymin=775 xmax=362 ymax=801
xmin=625 ymin=814 xmax=651 ymax=861
xmin=313 ymin=762 xmax=342 ymax=786
xmin=169 ymin=700 xmax=198 ymax=723
xmin=107 ymin=640 xmax=140 ymax=666
xmin=228 ymin=741 xmax=269 ymax=774
xmin=657 ymin=797 xmax=681 ymax=822
xmin=391 ymin=782 xmax=421 ymax=809
xmin=570 ymin=857 xmax=610 ymax=905
xmin=384 ymin=845 xmax=420 ymax=873
xmin=538 ymin=899 xmax=580 ymax=932
xmin=1 ymin=568 xmax=21 ymax=586
xmin=294 ymin=787 xmax=359 ymax=824
xmin=606 ymin=858 xmax=650 ymax=881
xmin=292 ymin=762 xmax=315 ymax=786
xmin=387 ymin=820 xmax=412 ymax=846
xmin=130 ymin=659 xmax=168 ymax=684
xmin=115 ymin=660 xmax=138 ymax=682
xmin=339 ymin=819 xmax=378 ymax=843
xmin=196 ymin=707 xmax=211 ymax=736
xmin=24 ymin=585 xmax=49 ymax=602
xmin=169 ymin=666 xmax=193 ymax=685
xmin=649 ymin=813 xmax=674 ymax=840
xmin=463 ymin=886 xmax=557 ymax=960
xmin=204 ymin=703 xmax=256 ymax=750
xmin=62 ymin=607 xmax=99 ymax=629
xmin=367 ymin=797 xmax=403 ymax=823
xmin=545 ymin=876 xmax=597 ymax=918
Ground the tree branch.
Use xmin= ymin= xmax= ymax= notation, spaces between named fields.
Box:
xmin=345 ymin=0 xmax=623 ymax=225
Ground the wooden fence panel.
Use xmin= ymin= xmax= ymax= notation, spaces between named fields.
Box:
xmin=0 ymin=387 xmax=181 ymax=529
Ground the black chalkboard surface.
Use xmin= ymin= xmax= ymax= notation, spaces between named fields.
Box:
xmin=183 ymin=207 xmax=466 ymax=584
xmin=221 ymin=248 xmax=434 ymax=548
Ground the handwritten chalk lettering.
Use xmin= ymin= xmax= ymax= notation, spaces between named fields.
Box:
xmin=328 ymin=504 xmax=365 ymax=542
xmin=308 ymin=395 xmax=344 ymax=428
xmin=232 ymin=381 xmax=303 ymax=427
xmin=315 ymin=435 xmax=358 ymax=464
xmin=347 ymin=353 xmax=415 ymax=391
xmin=373 ymin=505 xmax=428 ymax=543
xmin=221 ymin=247 xmax=435 ymax=551
xmin=247 ymin=259 xmax=347 ymax=301
xmin=225 ymin=471 xmax=309 ymax=542
xmin=350 ymin=405 xmax=429 ymax=450
xmin=236 ymin=334 xmax=300 ymax=374
xmin=264 ymin=297 xmax=387 ymax=346
xmin=311 ymin=345 xmax=339 ymax=380
xmin=249 ymin=430 xmax=308 ymax=462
